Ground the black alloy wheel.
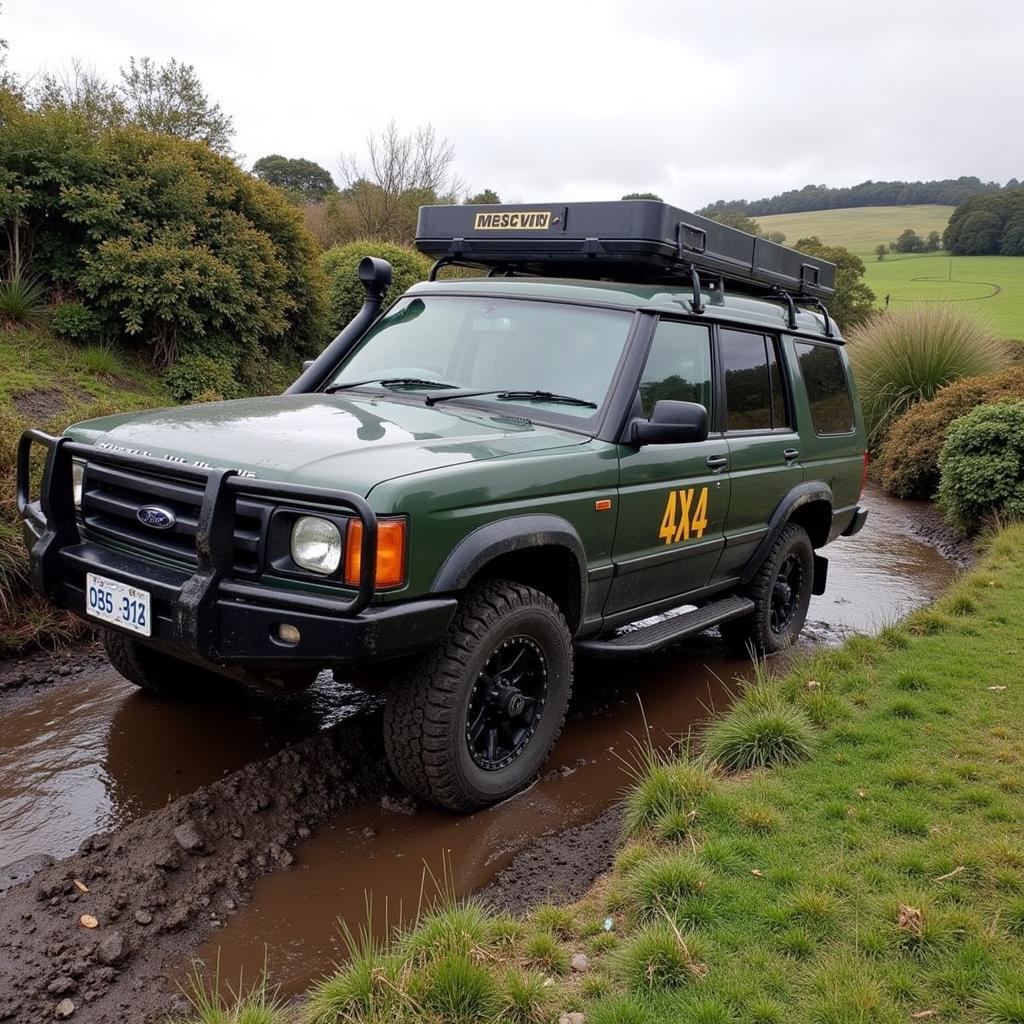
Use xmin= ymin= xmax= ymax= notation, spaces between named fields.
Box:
xmin=467 ymin=636 xmax=549 ymax=770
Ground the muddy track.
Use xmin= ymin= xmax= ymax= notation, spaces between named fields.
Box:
xmin=0 ymin=486 xmax=968 ymax=1022
xmin=0 ymin=710 xmax=394 ymax=1023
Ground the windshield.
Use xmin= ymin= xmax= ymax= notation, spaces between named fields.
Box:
xmin=326 ymin=295 xmax=633 ymax=420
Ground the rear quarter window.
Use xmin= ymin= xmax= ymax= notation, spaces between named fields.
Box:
xmin=795 ymin=341 xmax=855 ymax=435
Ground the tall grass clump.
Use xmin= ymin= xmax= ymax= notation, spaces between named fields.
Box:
xmin=623 ymin=749 xmax=716 ymax=838
xmin=0 ymin=273 xmax=50 ymax=330
xmin=702 ymin=690 xmax=816 ymax=771
xmin=846 ymin=305 xmax=1007 ymax=447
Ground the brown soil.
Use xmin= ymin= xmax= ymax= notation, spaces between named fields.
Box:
xmin=0 ymin=714 xmax=391 ymax=1023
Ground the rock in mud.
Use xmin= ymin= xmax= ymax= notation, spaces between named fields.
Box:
xmin=55 ymin=998 xmax=75 ymax=1019
xmin=134 ymin=909 xmax=153 ymax=926
xmin=96 ymin=930 xmax=127 ymax=965
xmin=46 ymin=977 xmax=76 ymax=996
xmin=173 ymin=821 xmax=206 ymax=853
xmin=153 ymin=848 xmax=181 ymax=871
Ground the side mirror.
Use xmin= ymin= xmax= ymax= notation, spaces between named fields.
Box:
xmin=630 ymin=400 xmax=709 ymax=446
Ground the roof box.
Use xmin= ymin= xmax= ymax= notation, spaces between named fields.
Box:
xmin=415 ymin=200 xmax=835 ymax=298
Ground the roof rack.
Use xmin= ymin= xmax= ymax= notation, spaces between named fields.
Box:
xmin=415 ymin=200 xmax=836 ymax=301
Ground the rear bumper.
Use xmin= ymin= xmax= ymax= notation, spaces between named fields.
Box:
xmin=17 ymin=430 xmax=457 ymax=669
xmin=841 ymin=505 xmax=869 ymax=538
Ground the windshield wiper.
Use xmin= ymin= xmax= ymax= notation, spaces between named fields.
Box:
xmin=324 ymin=377 xmax=456 ymax=394
xmin=425 ymin=388 xmax=597 ymax=409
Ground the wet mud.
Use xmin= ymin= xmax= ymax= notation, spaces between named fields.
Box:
xmin=0 ymin=486 xmax=961 ymax=1021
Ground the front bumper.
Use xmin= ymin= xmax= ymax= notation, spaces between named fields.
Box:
xmin=17 ymin=430 xmax=456 ymax=668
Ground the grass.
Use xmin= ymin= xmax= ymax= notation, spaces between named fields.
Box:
xmin=0 ymin=323 xmax=171 ymax=651
xmin=755 ymin=207 xmax=1024 ymax=340
xmin=846 ymin=304 xmax=1008 ymax=446
xmin=193 ymin=525 xmax=1024 ymax=1024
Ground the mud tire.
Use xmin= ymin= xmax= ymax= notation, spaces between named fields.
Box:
xmin=102 ymin=629 xmax=218 ymax=699
xmin=721 ymin=523 xmax=814 ymax=656
xmin=382 ymin=580 xmax=573 ymax=811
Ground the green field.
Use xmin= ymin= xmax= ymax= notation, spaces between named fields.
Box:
xmin=756 ymin=206 xmax=1024 ymax=339
xmin=757 ymin=205 xmax=955 ymax=256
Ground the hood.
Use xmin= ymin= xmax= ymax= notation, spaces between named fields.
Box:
xmin=65 ymin=394 xmax=587 ymax=497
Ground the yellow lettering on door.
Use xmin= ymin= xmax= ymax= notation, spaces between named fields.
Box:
xmin=659 ymin=486 xmax=710 ymax=545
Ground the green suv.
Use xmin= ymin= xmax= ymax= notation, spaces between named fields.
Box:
xmin=17 ymin=201 xmax=868 ymax=810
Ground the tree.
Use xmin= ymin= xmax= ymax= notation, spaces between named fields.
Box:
xmin=944 ymin=188 xmax=1024 ymax=255
xmin=763 ymin=230 xmax=787 ymax=244
xmin=894 ymin=228 xmax=924 ymax=253
xmin=794 ymin=236 xmax=875 ymax=330
xmin=621 ymin=192 xmax=663 ymax=201
xmin=466 ymin=189 xmax=500 ymax=205
xmin=252 ymin=154 xmax=336 ymax=201
xmin=32 ymin=59 xmax=123 ymax=127
xmin=925 ymin=231 xmax=942 ymax=252
xmin=703 ymin=208 xmax=763 ymax=234
xmin=338 ymin=120 xmax=463 ymax=242
xmin=117 ymin=57 xmax=234 ymax=154
xmin=875 ymin=244 xmax=887 ymax=261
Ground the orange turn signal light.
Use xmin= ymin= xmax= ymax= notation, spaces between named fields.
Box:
xmin=344 ymin=518 xmax=407 ymax=589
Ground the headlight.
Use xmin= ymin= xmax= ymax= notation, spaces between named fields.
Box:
xmin=72 ymin=460 xmax=85 ymax=510
xmin=290 ymin=516 xmax=342 ymax=575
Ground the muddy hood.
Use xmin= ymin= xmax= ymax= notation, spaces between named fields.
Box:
xmin=65 ymin=394 xmax=586 ymax=497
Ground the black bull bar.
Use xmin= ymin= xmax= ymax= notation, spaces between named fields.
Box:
xmin=16 ymin=429 xmax=380 ymax=661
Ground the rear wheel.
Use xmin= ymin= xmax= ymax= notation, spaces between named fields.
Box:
xmin=721 ymin=523 xmax=814 ymax=656
xmin=382 ymin=580 xmax=573 ymax=811
xmin=102 ymin=629 xmax=222 ymax=698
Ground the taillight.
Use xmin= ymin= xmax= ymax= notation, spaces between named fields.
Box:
xmin=860 ymin=450 xmax=870 ymax=497
xmin=344 ymin=519 xmax=407 ymax=589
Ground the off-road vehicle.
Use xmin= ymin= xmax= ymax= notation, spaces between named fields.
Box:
xmin=18 ymin=200 xmax=868 ymax=810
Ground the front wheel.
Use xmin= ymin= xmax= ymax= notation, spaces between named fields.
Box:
xmin=721 ymin=523 xmax=814 ymax=656
xmin=382 ymin=580 xmax=573 ymax=811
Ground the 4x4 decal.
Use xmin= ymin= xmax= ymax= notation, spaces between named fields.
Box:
xmin=659 ymin=487 xmax=709 ymax=545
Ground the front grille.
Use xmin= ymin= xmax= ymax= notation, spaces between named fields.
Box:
xmin=81 ymin=463 xmax=268 ymax=575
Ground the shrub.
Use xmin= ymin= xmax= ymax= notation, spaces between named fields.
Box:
xmin=702 ymin=694 xmax=816 ymax=771
xmin=0 ymin=108 xmax=327 ymax=368
xmin=877 ymin=366 xmax=1024 ymax=499
xmin=846 ymin=305 xmax=1007 ymax=448
xmin=51 ymin=301 xmax=101 ymax=341
xmin=320 ymin=240 xmax=432 ymax=334
xmin=938 ymin=401 xmax=1024 ymax=534
xmin=164 ymin=352 xmax=241 ymax=403
xmin=0 ymin=274 xmax=49 ymax=329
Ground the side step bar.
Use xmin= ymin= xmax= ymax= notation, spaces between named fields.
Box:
xmin=577 ymin=596 xmax=754 ymax=659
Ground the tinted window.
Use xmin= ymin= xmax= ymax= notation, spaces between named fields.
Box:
xmin=721 ymin=329 xmax=775 ymax=431
xmin=638 ymin=321 xmax=712 ymax=418
xmin=767 ymin=340 xmax=788 ymax=428
xmin=796 ymin=342 xmax=855 ymax=434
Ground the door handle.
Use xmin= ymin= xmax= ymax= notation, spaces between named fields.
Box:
xmin=783 ymin=448 xmax=800 ymax=462
xmin=705 ymin=455 xmax=728 ymax=472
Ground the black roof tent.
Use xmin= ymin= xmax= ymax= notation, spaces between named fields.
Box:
xmin=415 ymin=200 xmax=837 ymax=336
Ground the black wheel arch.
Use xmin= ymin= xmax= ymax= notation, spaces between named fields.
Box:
xmin=429 ymin=514 xmax=587 ymax=634
xmin=740 ymin=482 xmax=833 ymax=587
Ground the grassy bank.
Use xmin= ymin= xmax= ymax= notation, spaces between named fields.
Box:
xmin=0 ymin=325 xmax=171 ymax=651
xmin=195 ymin=527 xmax=1024 ymax=1023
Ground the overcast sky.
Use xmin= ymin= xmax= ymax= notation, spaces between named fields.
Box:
xmin=5 ymin=0 xmax=1023 ymax=207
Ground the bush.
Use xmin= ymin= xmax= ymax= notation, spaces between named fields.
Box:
xmin=164 ymin=352 xmax=241 ymax=403
xmin=321 ymin=240 xmax=432 ymax=334
xmin=937 ymin=401 xmax=1024 ymax=534
xmin=846 ymin=305 xmax=1007 ymax=448
xmin=0 ymin=107 xmax=327 ymax=368
xmin=51 ymin=301 xmax=101 ymax=341
xmin=876 ymin=366 xmax=1024 ymax=499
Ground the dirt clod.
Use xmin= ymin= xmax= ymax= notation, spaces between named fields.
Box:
xmin=95 ymin=931 xmax=126 ymax=966
xmin=172 ymin=822 xmax=205 ymax=853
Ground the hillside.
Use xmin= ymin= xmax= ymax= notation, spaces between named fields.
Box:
xmin=755 ymin=206 xmax=1024 ymax=340
xmin=756 ymin=205 xmax=955 ymax=256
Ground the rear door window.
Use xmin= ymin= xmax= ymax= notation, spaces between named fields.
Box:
xmin=720 ymin=329 xmax=788 ymax=432
xmin=795 ymin=341 xmax=855 ymax=435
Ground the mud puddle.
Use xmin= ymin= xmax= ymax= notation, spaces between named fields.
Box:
xmin=0 ymin=487 xmax=959 ymax=1016
xmin=196 ymin=486 xmax=955 ymax=995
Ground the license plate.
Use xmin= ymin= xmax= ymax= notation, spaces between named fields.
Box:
xmin=85 ymin=573 xmax=151 ymax=636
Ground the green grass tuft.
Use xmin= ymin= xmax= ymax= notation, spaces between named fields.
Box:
xmin=625 ymin=852 xmax=714 ymax=925
xmin=523 ymin=930 xmax=570 ymax=975
xmin=702 ymin=696 xmax=816 ymax=770
xmin=615 ymin=923 xmax=705 ymax=992
xmin=623 ymin=755 xmax=715 ymax=837
xmin=413 ymin=953 xmax=499 ymax=1023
